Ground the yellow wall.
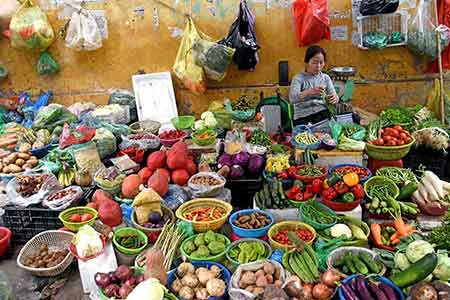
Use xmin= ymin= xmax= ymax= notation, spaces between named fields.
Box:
xmin=0 ymin=0 xmax=443 ymax=116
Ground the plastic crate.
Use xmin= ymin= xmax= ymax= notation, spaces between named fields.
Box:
xmin=2 ymin=206 xmax=62 ymax=243
xmin=226 ymin=176 xmax=263 ymax=210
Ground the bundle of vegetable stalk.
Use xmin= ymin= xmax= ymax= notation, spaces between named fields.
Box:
xmin=412 ymin=171 xmax=450 ymax=216
xmin=412 ymin=127 xmax=449 ymax=152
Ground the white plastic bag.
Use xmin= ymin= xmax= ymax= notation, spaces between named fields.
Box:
xmin=65 ymin=8 xmax=102 ymax=51
xmin=6 ymin=172 xmax=62 ymax=207
xmin=42 ymin=186 xmax=83 ymax=211
xmin=188 ymin=172 xmax=226 ymax=198
xmin=229 ymin=260 xmax=289 ymax=300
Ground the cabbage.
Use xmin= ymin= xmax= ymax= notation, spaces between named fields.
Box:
xmin=218 ymin=153 xmax=233 ymax=168
xmin=248 ymin=154 xmax=264 ymax=173
xmin=204 ymin=116 xmax=217 ymax=128
xmin=232 ymin=152 xmax=250 ymax=167
xmin=126 ymin=278 xmax=166 ymax=300
xmin=194 ymin=120 xmax=206 ymax=131
xmin=330 ymin=224 xmax=352 ymax=239
xmin=201 ymin=111 xmax=214 ymax=120
xmin=394 ymin=252 xmax=411 ymax=271
xmin=337 ymin=136 xmax=365 ymax=151
xmin=72 ymin=225 xmax=103 ymax=258
xmin=432 ymin=250 xmax=450 ymax=281
xmin=405 ymin=240 xmax=434 ymax=263
xmin=230 ymin=165 xmax=244 ymax=179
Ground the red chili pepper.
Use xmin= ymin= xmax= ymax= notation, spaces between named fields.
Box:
xmin=322 ymin=187 xmax=337 ymax=201
xmin=303 ymin=191 xmax=314 ymax=201
xmin=295 ymin=192 xmax=304 ymax=202
xmin=311 ymin=179 xmax=323 ymax=194
xmin=351 ymin=184 xmax=365 ymax=198
xmin=288 ymin=166 xmax=298 ymax=177
xmin=334 ymin=181 xmax=349 ymax=195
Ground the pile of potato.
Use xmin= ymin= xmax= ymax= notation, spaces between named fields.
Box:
xmin=238 ymin=261 xmax=283 ymax=295
xmin=0 ymin=150 xmax=38 ymax=174
xmin=23 ymin=244 xmax=69 ymax=269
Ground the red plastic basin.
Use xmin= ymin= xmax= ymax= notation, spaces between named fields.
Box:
xmin=0 ymin=227 xmax=12 ymax=257
xmin=322 ymin=197 xmax=362 ymax=212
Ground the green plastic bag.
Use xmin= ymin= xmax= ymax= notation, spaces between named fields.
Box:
xmin=208 ymin=101 xmax=232 ymax=129
xmin=314 ymin=237 xmax=345 ymax=271
xmin=37 ymin=51 xmax=60 ymax=75
xmin=330 ymin=120 xmax=366 ymax=141
xmin=363 ymin=32 xmax=389 ymax=49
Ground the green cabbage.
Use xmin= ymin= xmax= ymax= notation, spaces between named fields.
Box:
xmin=405 ymin=240 xmax=434 ymax=263
xmin=394 ymin=252 xmax=411 ymax=271
xmin=337 ymin=136 xmax=366 ymax=151
xmin=432 ymin=250 xmax=450 ymax=281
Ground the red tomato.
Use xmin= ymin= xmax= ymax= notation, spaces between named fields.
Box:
xmin=387 ymin=140 xmax=396 ymax=146
xmin=69 ymin=214 xmax=82 ymax=223
xmin=81 ymin=213 xmax=93 ymax=222
xmin=399 ymin=132 xmax=408 ymax=140
xmin=390 ymin=129 xmax=399 ymax=138
xmin=393 ymin=125 xmax=403 ymax=131
xmin=397 ymin=140 xmax=405 ymax=145
xmin=404 ymin=137 xmax=412 ymax=144
xmin=375 ymin=138 xmax=384 ymax=145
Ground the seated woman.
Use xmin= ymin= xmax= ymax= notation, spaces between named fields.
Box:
xmin=289 ymin=45 xmax=338 ymax=126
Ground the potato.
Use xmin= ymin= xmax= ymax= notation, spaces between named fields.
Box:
xmin=19 ymin=144 xmax=31 ymax=153
xmin=2 ymin=166 xmax=10 ymax=174
xmin=9 ymin=164 xmax=22 ymax=173
xmin=15 ymin=159 xmax=25 ymax=166
xmin=255 ymin=275 xmax=268 ymax=287
xmin=17 ymin=153 xmax=30 ymax=160
xmin=27 ymin=159 xmax=38 ymax=168
xmin=22 ymin=164 xmax=31 ymax=171
xmin=29 ymin=156 xmax=37 ymax=161
xmin=7 ymin=153 xmax=17 ymax=162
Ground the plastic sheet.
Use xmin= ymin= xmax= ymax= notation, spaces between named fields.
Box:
xmin=42 ymin=186 xmax=83 ymax=211
xmin=59 ymin=124 xmax=96 ymax=150
xmin=65 ymin=7 xmax=102 ymax=51
xmin=359 ymin=0 xmax=399 ymax=16
xmin=188 ymin=172 xmax=226 ymax=198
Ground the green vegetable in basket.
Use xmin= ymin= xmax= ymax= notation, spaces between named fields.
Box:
xmin=229 ymin=241 xmax=268 ymax=264
xmin=204 ymin=230 xmax=217 ymax=244
xmin=196 ymin=245 xmax=210 ymax=257
xmin=194 ymin=233 xmax=206 ymax=247
xmin=183 ymin=240 xmax=196 ymax=254
xmin=216 ymin=234 xmax=227 ymax=244
xmin=208 ymin=241 xmax=226 ymax=255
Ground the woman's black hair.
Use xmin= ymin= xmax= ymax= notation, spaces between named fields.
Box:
xmin=304 ymin=45 xmax=326 ymax=63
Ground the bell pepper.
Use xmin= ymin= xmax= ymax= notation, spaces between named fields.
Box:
xmin=343 ymin=172 xmax=359 ymax=187
xmin=288 ymin=166 xmax=298 ymax=177
xmin=303 ymin=191 xmax=314 ymax=201
xmin=295 ymin=192 xmax=304 ymax=202
xmin=286 ymin=185 xmax=301 ymax=199
xmin=334 ymin=181 xmax=349 ymax=195
xmin=340 ymin=192 xmax=355 ymax=203
xmin=305 ymin=184 xmax=314 ymax=193
xmin=277 ymin=171 xmax=289 ymax=179
xmin=311 ymin=179 xmax=323 ymax=194
xmin=351 ymin=184 xmax=365 ymax=199
xmin=322 ymin=187 xmax=337 ymax=201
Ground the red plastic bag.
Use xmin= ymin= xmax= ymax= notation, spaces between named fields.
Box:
xmin=59 ymin=123 xmax=96 ymax=149
xmin=293 ymin=0 xmax=330 ymax=47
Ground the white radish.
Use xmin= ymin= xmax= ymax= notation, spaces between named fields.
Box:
xmin=412 ymin=190 xmax=426 ymax=203
xmin=441 ymin=180 xmax=450 ymax=192
xmin=418 ymin=183 xmax=431 ymax=202
xmin=423 ymin=171 xmax=444 ymax=200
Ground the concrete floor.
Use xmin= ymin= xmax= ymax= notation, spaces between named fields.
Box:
xmin=0 ymin=245 xmax=89 ymax=300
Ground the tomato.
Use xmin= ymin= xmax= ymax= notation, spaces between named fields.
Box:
xmin=390 ymin=129 xmax=399 ymax=138
xmin=404 ymin=137 xmax=412 ymax=144
xmin=397 ymin=140 xmax=405 ymax=146
xmin=81 ymin=213 xmax=93 ymax=222
xmin=86 ymin=202 xmax=98 ymax=210
xmin=393 ymin=125 xmax=403 ymax=131
xmin=69 ymin=214 xmax=82 ymax=223
xmin=386 ymin=140 xmax=396 ymax=146
xmin=375 ymin=138 xmax=384 ymax=145
xmin=380 ymin=129 xmax=385 ymax=135
xmin=399 ymin=132 xmax=408 ymax=140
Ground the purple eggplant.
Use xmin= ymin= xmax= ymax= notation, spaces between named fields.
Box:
xmin=355 ymin=276 xmax=375 ymax=300
xmin=378 ymin=282 xmax=398 ymax=300
xmin=341 ymin=282 xmax=361 ymax=300
xmin=350 ymin=277 xmax=357 ymax=291
xmin=367 ymin=281 xmax=388 ymax=300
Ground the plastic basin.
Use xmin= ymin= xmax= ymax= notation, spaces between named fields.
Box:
xmin=229 ymin=209 xmax=274 ymax=238
xmin=171 ymin=116 xmax=195 ymax=130
xmin=365 ymin=138 xmax=415 ymax=161
xmin=328 ymin=163 xmax=372 ymax=183
xmin=180 ymin=233 xmax=230 ymax=263
xmin=322 ymin=197 xmax=362 ymax=212
xmin=112 ymin=227 xmax=148 ymax=255
xmin=0 ymin=227 xmax=11 ymax=257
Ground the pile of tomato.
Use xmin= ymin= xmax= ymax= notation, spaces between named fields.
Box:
xmin=333 ymin=165 xmax=369 ymax=179
xmin=159 ymin=130 xmax=185 ymax=140
xmin=273 ymin=228 xmax=314 ymax=245
xmin=368 ymin=125 xmax=413 ymax=146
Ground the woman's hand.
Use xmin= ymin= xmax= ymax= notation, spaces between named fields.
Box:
xmin=301 ymin=86 xmax=325 ymax=98
xmin=328 ymin=93 xmax=339 ymax=104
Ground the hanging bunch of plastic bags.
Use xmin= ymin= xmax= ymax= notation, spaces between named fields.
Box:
xmin=192 ymin=36 xmax=235 ymax=82
xmin=408 ymin=0 xmax=450 ymax=60
xmin=292 ymin=0 xmax=330 ymax=47
xmin=220 ymin=0 xmax=260 ymax=71
xmin=9 ymin=0 xmax=55 ymax=50
xmin=65 ymin=5 xmax=103 ymax=51
xmin=37 ymin=51 xmax=60 ymax=75
xmin=172 ymin=17 xmax=206 ymax=95
xmin=359 ymin=0 xmax=399 ymax=16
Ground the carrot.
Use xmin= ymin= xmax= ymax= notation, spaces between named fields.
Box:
xmin=390 ymin=232 xmax=399 ymax=242
xmin=404 ymin=224 xmax=416 ymax=233
xmin=392 ymin=238 xmax=400 ymax=245
xmin=393 ymin=218 xmax=408 ymax=237
xmin=370 ymin=224 xmax=383 ymax=246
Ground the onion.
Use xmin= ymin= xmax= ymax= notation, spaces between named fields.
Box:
xmin=108 ymin=271 xmax=120 ymax=284
xmin=124 ymin=277 xmax=136 ymax=287
xmin=119 ymin=284 xmax=134 ymax=299
xmin=94 ymin=272 xmax=110 ymax=288
xmin=285 ymin=280 xmax=302 ymax=297
xmin=302 ymin=283 xmax=313 ymax=299
xmin=321 ymin=269 xmax=341 ymax=288
xmin=115 ymin=265 xmax=133 ymax=282
xmin=312 ymin=283 xmax=333 ymax=300
xmin=103 ymin=284 xmax=119 ymax=298
xmin=136 ymin=275 xmax=145 ymax=284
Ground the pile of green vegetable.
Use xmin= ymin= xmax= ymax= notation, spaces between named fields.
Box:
xmin=333 ymin=251 xmax=381 ymax=276
xmin=182 ymin=231 xmax=228 ymax=258
xmin=227 ymin=240 xmax=269 ymax=264
xmin=301 ymin=200 xmax=337 ymax=226
xmin=249 ymin=129 xmax=272 ymax=147
xmin=117 ymin=234 xmax=145 ymax=249
xmin=254 ymin=180 xmax=291 ymax=209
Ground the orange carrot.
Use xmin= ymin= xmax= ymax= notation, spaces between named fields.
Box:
xmin=392 ymin=238 xmax=400 ymax=244
xmin=390 ymin=232 xmax=399 ymax=242
xmin=394 ymin=218 xmax=408 ymax=237
xmin=370 ymin=224 xmax=383 ymax=246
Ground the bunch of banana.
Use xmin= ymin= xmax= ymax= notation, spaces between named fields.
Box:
xmin=18 ymin=129 xmax=37 ymax=145
xmin=58 ymin=163 xmax=76 ymax=187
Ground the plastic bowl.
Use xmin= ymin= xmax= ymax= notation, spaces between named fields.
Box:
xmin=229 ymin=209 xmax=274 ymax=238
xmin=294 ymin=165 xmax=328 ymax=183
xmin=171 ymin=116 xmax=195 ymax=130
xmin=364 ymin=176 xmax=399 ymax=200
xmin=129 ymin=120 xmax=161 ymax=134
xmin=180 ymin=233 xmax=230 ymax=262
xmin=225 ymin=238 xmax=272 ymax=267
xmin=0 ymin=227 xmax=12 ymax=257
xmin=192 ymin=129 xmax=217 ymax=146
xmin=328 ymin=247 xmax=386 ymax=278
xmin=112 ymin=227 xmax=148 ymax=255
xmin=322 ymin=197 xmax=362 ymax=212
xmin=328 ymin=163 xmax=372 ymax=183
xmin=299 ymin=202 xmax=337 ymax=230
xmin=268 ymin=221 xmax=316 ymax=251
xmin=338 ymin=275 xmax=405 ymax=300
xmin=59 ymin=206 xmax=98 ymax=232
xmin=365 ymin=137 xmax=415 ymax=161
xmin=159 ymin=131 xmax=187 ymax=147
xmin=167 ymin=261 xmax=231 ymax=300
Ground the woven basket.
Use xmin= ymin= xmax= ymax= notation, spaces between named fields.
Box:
xmin=176 ymin=198 xmax=233 ymax=232
xmin=129 ymin=120 xmax=161 ymax=135
xmin=131 ymin=205 xmax=175 ymax=237
xmin=365 ymin=137 xmax=415 ymax=161
xmin=268 ymin=221 xmax=316 ymax=251
xmin=59 ymin=207 xmax=98 ymax=232
xmin=17 ymin=230 xmax=74 ymax=277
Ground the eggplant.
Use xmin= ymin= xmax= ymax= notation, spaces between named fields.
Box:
xmin=341 ymin=282 xmax=361 ymax=300
xmin=367 ymin=281 xmax=388 ymax=300
xmin=378 ymin=282 xmax=398 ymax=300
xmin=356 ymin=276 xmax=375 ymax=300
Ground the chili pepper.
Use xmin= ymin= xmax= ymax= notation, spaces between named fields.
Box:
xmin=295 ymin=192 xmax=304 ymax=202
xmin=277 ymin=171 xmax=289 ymax=179
xmin=334 ymin=181 xmax=349 ymax=195
xmin=303 ymin=191 xmax=314 ymax=201
xmin=322 ymin=187 xmax=337 ymax=201
xmin=351 ymin=184 xmax=365 ymax=199
xmin=288 ymin=166 xmax=298 ymax=177
xmin=343 ymin=172 xmax=359 ymax=187
xmin=305 ymin=184 xmax=314 ymax=193
xmin=340 ymin=192 xmax=355 ymax=203
xmin=311 ymin=178 xmax=323 ymax=194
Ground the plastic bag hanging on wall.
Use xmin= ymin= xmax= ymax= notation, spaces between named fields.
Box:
xmin=9 ymin=0 xmax=55 ymax=50
xmin=37 ymin=51 xmax=60 ymax=76
xmin=292 ymin=0 xmax=330 ymax=47
xmin=220 ymin=0 xmax=260 ymax=71
xmin=359 ymin=0 xmax=399 ymax=16
xmin=65 ymin=7 xmax=103 ymax=51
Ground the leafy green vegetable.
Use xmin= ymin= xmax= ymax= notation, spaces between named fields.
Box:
xmin=428 ymin=209 xmax=450 ymax=250
xmin=379 ymin=105 xmax=422 ymax=130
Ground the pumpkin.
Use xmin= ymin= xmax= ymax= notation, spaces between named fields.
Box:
xmin=147 ymin=151 xmax=166 ymax=171
xmin=171 ymin=141 xmax=188 ymax=154
xmin=138 ymin=167 xmax=153 ymax=183
xmin=167 ymin=149 xmax=188 ymax=170
xmin=147 ymin=173 xmax=169 ymax=196
xmin=171 ymin=169 xmax=190 ymax=186
xmin=122 ymin=174 xmax=142 ymax=198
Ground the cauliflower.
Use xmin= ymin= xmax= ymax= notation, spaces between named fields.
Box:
xmin=330 ymin=224 xmax=352 ymax=239
xmin=201 ymin=111 xmax=214 ymax=120
xmin=204 ymin=116 xmax=217 ymax=128
xmin=194 ymin=120 xmax=206 ymax=131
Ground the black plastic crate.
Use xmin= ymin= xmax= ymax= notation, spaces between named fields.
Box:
xmin=403 ymin=147 xmax=449 ymax=181
xmin=226 ymin=176 xmax=263 ymax=210
xmin=2 ymin=206 xmax=62 ymax=243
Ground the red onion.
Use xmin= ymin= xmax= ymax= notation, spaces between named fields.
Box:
xmin=94 ymin=272 xmax=110 ymax=288
xmin=119 ymin=284 xmax=134 ymax=299
xmin=136 ymin=275 xmax=145 ymax=284
xmin=108 ymin=271 xmax=120 ymax=284
xmin=115 ymin=265 xmax=133 ymax=282
xmin=103 ymin=284 xmax=119 ymax=298
xmin=124 ymin=277 xmax=136 ymax=287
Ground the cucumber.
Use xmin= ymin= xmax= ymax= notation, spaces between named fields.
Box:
xmin=278 ymin=180 xmax=285 ymax=200
xmin=327 ymin=173 xmax=342 ymax=186
xmin=258 ymin=191 xmax=266 ymax=208
xmin=344 ymin=254 xmax=357 ymax=274
xmin=358 ymin=252 xmax=380 ymax=274
xmin=333 ymin=256 xmax=345 ymax=268
xmin=263 ymin=184 xmax=272 ymax=207
xmin=397 ymin=182 xmax=418 ymax=200
xmin=254 ymin=192 xmax=262 ymax=208
xmin=352 ymin=255 xmax=369 ymax=275
xmin=389 ymin=253 xmax=438 ymax=288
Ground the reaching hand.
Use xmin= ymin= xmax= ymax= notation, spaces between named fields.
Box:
xmin=328 ymin=93 xmax=339 ymax=104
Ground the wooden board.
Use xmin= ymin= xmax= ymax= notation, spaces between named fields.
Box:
xmin=0 ymin=0 xmax=444 ymax=115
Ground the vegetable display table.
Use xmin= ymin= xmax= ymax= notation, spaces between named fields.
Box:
xmin=295 ymin=149 xmax=363 ymax=167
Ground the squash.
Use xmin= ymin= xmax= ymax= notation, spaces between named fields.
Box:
xmin=155 ymin=168 xmax=170 ymax=182
xmin=147 ymin=151 xmax=167 ymax=171
xmin=147 ymin=173 xmax=168 ymax=196
xmin=138 ymin=167 xmax=153 ymax=182
xmin=166 ymin=149 xmax=188 ymax=170
xmin=171 ymin=169 xmax=190 ymax=186
xmin=122 ymin=174 xmax=142 ymax=198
